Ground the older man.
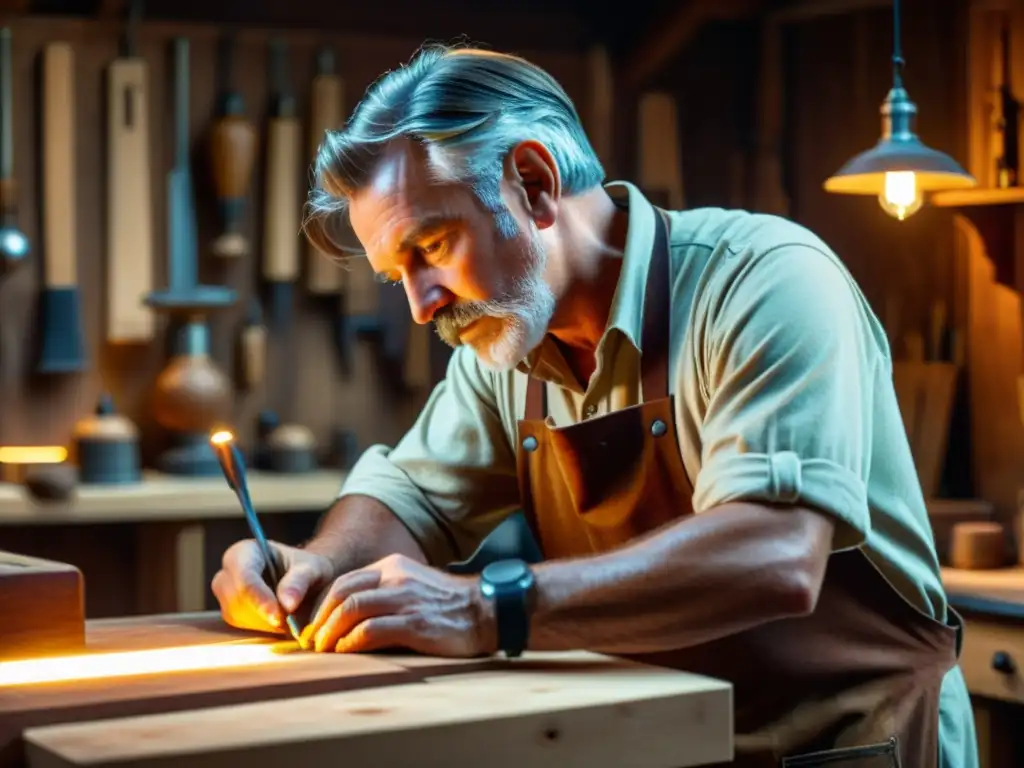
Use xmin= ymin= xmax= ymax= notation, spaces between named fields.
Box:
xmin=212 ymin=45 xmax=976 ymax=766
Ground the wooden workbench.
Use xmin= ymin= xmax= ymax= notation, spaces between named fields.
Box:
xmin=0 ymin=471 xmax=346 ymax=616
xmin=942 ymin=567 xmax=1024 ymax=768
xmin=0 ymin=470 xmax=346 ymax=523
xmin=2 ymin=612 xmax=733 ymax=768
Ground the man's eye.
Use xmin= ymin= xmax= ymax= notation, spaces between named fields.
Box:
xmin=419 ymin=239 xmax=448 ymax=259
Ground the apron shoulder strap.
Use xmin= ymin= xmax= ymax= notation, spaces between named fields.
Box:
xmin=640 ymin=208 xmax=672 ymax=402
xmin=523 ymin=206 xmax=672 ymax=421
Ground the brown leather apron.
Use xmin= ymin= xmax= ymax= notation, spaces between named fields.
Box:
xmin=515 ymin=211 xmax=961 ymax=767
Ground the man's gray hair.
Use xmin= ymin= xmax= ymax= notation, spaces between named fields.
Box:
xmin=304 ymin=43 xmax=605 ymax=256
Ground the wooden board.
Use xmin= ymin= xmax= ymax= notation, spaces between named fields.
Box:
xmin=22 ymin=653 xmax=733 ymax=768
xmin=893 ymin=360 xmax=959 ymax=498
xmin=105 ymin=56 xmax=155 ymax=343
xmin=0 ymin=469 xmax=344 ymax=525
xmin=0 ymin=613 xmax=417 ymax=768
xmin=0 ymin=552 xmax=84 ymax=660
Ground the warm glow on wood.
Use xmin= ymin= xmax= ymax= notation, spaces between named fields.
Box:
xmin=0 ymin=446 xmax=68 ymax=464
xmin=0 ymin=642 xmax=293 ymax=687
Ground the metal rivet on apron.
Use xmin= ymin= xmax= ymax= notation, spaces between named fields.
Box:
xmin=650 ymin=419 xmax=667 ymax=437
xmin=522 ymin=436 xmax=538 ymax=452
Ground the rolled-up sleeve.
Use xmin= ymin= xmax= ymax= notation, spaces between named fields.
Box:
xmin=338 ymin=346 xmax=521 ymax=565
xmin=692 ymin=243 xmax=880 ymax=550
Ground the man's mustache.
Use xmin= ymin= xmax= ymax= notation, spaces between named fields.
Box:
xmin=433 ymin=302 xmax=492 ymax=346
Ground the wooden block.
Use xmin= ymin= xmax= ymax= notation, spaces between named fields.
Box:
xmin=0 ymin=613 xmax=417 ymax=768
xmin=950 ymin=521 xmax=1008 ymax=570
xmin=0 ymin=551 xmax=84 ymax=661
xmin=22 ymin=653 xmax=733 ymax=768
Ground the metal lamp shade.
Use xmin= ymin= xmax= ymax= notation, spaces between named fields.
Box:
xmin=824 ymin=86 xmax=976 ymax=195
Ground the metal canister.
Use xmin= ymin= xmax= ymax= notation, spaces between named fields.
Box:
xmin=266 ymin=423 xmax=317 ymax=474
xmin=72 ymin=393 xmax=141 ymax=484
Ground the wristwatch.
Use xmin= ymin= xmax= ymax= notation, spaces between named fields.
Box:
xmin=479 ymin=559 xmax=536 ymax=658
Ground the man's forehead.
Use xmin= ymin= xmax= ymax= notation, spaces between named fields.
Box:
xmin=349 ymin=145 xmax=466 ymax=257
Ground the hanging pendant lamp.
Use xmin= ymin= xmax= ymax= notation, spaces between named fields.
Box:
xmin=823 ymin=0 xmax=976 ymax=220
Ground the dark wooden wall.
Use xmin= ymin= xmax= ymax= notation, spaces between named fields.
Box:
xmin=669 ymin=0 xmax=964 ymax=338
xmin=0 ymin=15 xmax=589 ymax=464
xmin=662 ymin=1 xmax=970 ymax=493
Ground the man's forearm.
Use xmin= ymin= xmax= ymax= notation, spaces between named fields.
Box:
xmin=527 ymin=502 xmax=835 ymax=655
xmin=303 ymin=494 xmax=429 ymax=575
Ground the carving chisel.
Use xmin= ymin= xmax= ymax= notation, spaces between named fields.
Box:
xmin=209 ymin=33 xmax=257 ymax=258
xmin=38 ymin=41 xmax=87 ymax=373
xmin=106 ymin=0 xmax=155 ymax=343
xmin=262 ymin=39 xmax=300 ymax=333
xmin=210 ymin=430 xmax=302 ymax=642
xmin=307 ymin=47 xmax=344 ymax=295
xmin=0 ymin=27 xmax=29 ymax=270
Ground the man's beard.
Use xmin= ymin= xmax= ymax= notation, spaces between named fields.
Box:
xmin=433 ymin=226 xmax=555 ymax=371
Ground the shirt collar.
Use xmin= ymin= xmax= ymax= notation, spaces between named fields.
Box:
xmin=603 ymin=180 xmax=658 ymax=351
xmin=515 ymin=181 xmax=659 ymax=381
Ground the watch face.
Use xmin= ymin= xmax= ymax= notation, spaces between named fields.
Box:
xmin=483 ymin=559 xmax=528 ymax=585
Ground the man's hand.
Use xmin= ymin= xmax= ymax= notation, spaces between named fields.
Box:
xmin=212 ymin=539 xmax=336 ymax=634
xmin=300 ymin=554 xmax=496 ymax=657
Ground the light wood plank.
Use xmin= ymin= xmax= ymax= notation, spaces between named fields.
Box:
xmin=23 ymin=654 xmax=732 ymax=768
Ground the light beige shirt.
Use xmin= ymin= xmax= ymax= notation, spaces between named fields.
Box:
xmin=341 ymin=181 xmax=946 ymax=618
xmin=339 ymin=181 xmax=976 ymax=766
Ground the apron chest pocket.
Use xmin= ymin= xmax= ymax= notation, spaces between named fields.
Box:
xmin=781 ymin=735 xmax=901 ymax=767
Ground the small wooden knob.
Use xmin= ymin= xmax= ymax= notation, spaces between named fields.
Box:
xmin=949 ymin=521 xmax=1007 ymax=570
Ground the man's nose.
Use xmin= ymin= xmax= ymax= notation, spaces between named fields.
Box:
xmin=403 ymin=272 xmax=446 ymax=324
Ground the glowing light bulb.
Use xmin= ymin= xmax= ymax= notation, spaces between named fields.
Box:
xmin=877 ymin=171 xmax=923 ymax=221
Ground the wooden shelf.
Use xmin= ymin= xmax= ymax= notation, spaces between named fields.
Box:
xmin=931 ymin=187 xmax=1024 ymax=208
xmin=0 ymin=469 xmax=346 ymax=525
xmin=930 ymin=187 xmax=1024 ymax=289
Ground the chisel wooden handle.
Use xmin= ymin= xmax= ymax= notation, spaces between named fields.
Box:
xmin=263 ymin=117 xmax=300 ymax=283
xmin=43 ymin=43 xmax=76 ymax=288
xmin=107 ymin=55 xmax=155 ymax=342
xmin=238 ymin=297 xmax=266 ymax=389
xmin=307 ymin=57 xmax=344 ymax=294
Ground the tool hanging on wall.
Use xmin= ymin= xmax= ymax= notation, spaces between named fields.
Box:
xmin=209 ymin=33 xmax=257 ymax=258
xmin=106 ymin=0 xmax=155 ymax=344
xmin=144 ymin=37 xmax=237 ymax=476
xmin=0 ymin=27 xmax=28 ymax=272
xmin=261 ymin=39 xmax=316 ymax=472
xmin=307 ymin=47 xmax=344 ymax=295
xmin=38 ymin=42 xmax=87 ymax=373
xmin=263 ymin=38 xmax=300 ymax=332
xmin=236 ymin=295 xmax=265 ymax=391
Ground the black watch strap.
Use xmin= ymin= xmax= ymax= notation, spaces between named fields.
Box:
xmin=481 ymin=560 xmax=534 ymax=658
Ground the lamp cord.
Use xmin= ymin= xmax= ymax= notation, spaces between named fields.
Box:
xmin=892 ymin=0 xmax=905 ymax=87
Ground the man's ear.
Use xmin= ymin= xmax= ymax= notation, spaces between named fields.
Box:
xmin=504 ymin=140 xmax=559 ymax=229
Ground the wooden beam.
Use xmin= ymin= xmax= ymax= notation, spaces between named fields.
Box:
xmin=767 ymin=0 xmax=890 ymax=23
xmin=621 ymin=0 xmax=760 ymax=90
xmin=0 ymin=0 xmax=31 ymax=13
xmin=96 ymin=0 xmax=127 ymax=18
